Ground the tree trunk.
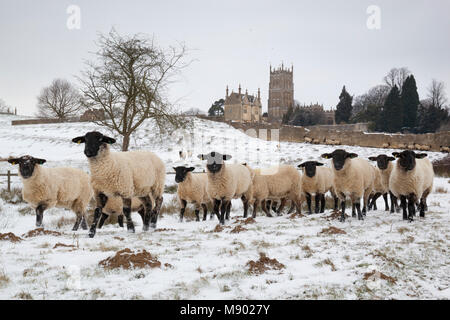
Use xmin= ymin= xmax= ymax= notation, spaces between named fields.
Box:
xmin=122 ymin=134 xmax=130 ymax=151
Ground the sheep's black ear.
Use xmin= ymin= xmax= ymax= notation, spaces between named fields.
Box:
xmin=34 ymin=158 xmax=46 ymax=165
xmin=387 ymin=157 xmax=395 ymax=162
xmin=223 ymin=154 xmax=232 ymax=161
xmin=368 ymin=156 xmax=378 ymax=161
xmin=315 ymin=162 xmax=324 ymax=166
xmin=298 ymin=162 xmax=306 ymax=168
xmin=7 ymin=158 xmax=20 ymax=165
xmin=172 ymin=167 xmax=177 ymax=171
xmin=415 ymin=153 xmax=427 ymax=159
xmin=347 ymin=153 xmax=358 ymax=159
xmin=242 ymin=163 xmax=247 ymax=166
xmin=321 ymin=153 xmax=331 ymax=159
xmin=392 ymin=152 xmax=400 ymax=158
xmin=72 ymin=136 xmax=85 ymax=144
xmin=102 ymin=136 xmax=116 ymax=144
xmin=188 ymin=167 xmax=195 ymax=172
xmin=197 ymin=154 xmax=205 ymax=160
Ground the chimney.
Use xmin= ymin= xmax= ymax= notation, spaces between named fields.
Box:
xmin=226 ymin=85 xmax=229 ymax=98
xmin=238 ymin=84 xmax=241 ymax=96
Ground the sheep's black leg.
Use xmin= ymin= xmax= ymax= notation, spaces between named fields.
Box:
xmin=137 ymin=207 xmax=145 ymax=224
xmin=352 ymin=203 xmax=356 ymax=218
xmin=213 ymin=199 xmax=221 ymax=221
xmin=194 ymin=209 xmax=200 ymax=221
xmin=97 ymin=213 xmax=109 ymax=229
xmin=340 ymin=200 xmax=346 ymax=222
xmin=277 ymin=198 xmax=287 ymax=215
xmin=383 ymin=193 xmax=389 ymax=211
xmin=35 ymin=204 xmax=47 ymax=227
xmin=179 ymin=199 xmax=187 ymax=222
xmin=226 ymin=201 xmax=231 ymax=220
xmin=242 ymin=195 xmax=249 ymax=218
xmin=355 ymin=200 xmax=364 ymax=220
xmin=219 ymin=199 xmax=228 ymax=225
xmin=80 ymin=216 xmax=88 ymax=230
xmin=306 ymin=193 xmax=312 ymax=215
xmin=390 ymin=192 xmax=396 ymax=213
xmin=89 ymin=208 xmax=101 ymax=238
xmin=369 ymin=193 xmax=380 ymax=211
xmin=201 ymin=203 xmax=208 ymax=221
xmin=400 ymin=195 xmax=407 ymax=220
xmin=261 ymin=199 xmax=272 ymax=217
xmin=287 ymin=202 xmax=295 ymax=215
xmin=314 ymin=194 xmax=320 ymax=214
xmin=333 ymin=196 xmax=339 ymax=211
xmin=320 ymin=194 xmax=326 ymax=213
xmin=122 ymin=198 xmax=135 ymax=233
xmin=118 ymin=215 xmax=124 ymax=228
xmin=407 ymin=193 xmax=416 ymax=222
xmin=150 ymin=196 xmax=163 ymax=229
xmin=140 ymin=196 xmax=153 ymax=230
xmin=72 ymin=214 xmax=83 ymax=231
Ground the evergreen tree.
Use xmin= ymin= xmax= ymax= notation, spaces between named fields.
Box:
xmin=418 ymin=101 xmax=449 ymax=133
xmin=282 ymin=106 xmax=294 ymax=124
xmin=381 ymin=85 xmax=402 ymax=132
xmin=335 ymin=86 xmax=353 ymax=124
xmin=208 ymin=99 xmax=224 ymax=116
xmin=400 ymin=75 xmax=420 ymax=128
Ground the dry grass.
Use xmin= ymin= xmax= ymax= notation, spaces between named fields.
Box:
xmin=0 ymin=268 xmax=10 ymax=288
xmin=0 ymin=187 xmax=23 ymax=204
xmin=434 ymin=186 xmax=448 ymax=194
xmin=14 ymin=291 xmax=33 ymax=300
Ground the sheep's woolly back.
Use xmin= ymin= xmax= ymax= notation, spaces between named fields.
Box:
xmin=332 ymin=157 xmax=374 ymax=199
xmin=103 ymin=196 xmax=145 ymax=215
xmin=177 ymin=172 xmax=210 ymax=205
xmin=206 ymin=163 xmax=253 ymax=201
xmin=389 ymin=158 xmax=434 ymax=199
xmin=21 ymin=165 xmax=93 ymax=213
xmin=88 ymin=146 xmax=165 ymax=199
xmin=301 ymin=166 xmax=334 ymax=195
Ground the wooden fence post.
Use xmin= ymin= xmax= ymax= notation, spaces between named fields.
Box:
xmin=7 ymin=170 xmax=11 ymax=192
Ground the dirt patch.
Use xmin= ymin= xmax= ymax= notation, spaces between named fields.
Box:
xmin=53 ymin=243 xmax=76 ymax=249
xmin=0 ymin=232 xmax=22 ymax=243
xmin=246 ymin=253 xmax=285 ymax=275
xmin=99 ymin=248 xmax=161 ymax=270
xmin=323 ymin=210 xmax=350 ymax=221
xmin=213 ymin=224 xmax=232 ymax=232
xmin=363 ymin=270 xmax=397 ymax=284
xmin=113 ymin=236 xmax=124 ymax=241
xmin=154 ymin=228 xmax=176 ymax=232
xmin=230 ymin=225 xmax=248 ymax=233
xmin=23 ymin=228 xmax=62 ymax=238
xmin=319 ymin=226 xmax=347 ymax=235
xmin=241 ymin=217 xmax=256 ymax=225
xmin=289 ymin=213 xmax=305 ymax=219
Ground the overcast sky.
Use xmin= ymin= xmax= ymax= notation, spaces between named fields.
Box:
xmin=0 ymin=0 xmax=449 ymax=116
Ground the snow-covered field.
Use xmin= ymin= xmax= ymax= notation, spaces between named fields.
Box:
xmin=0 ymin=114 xmax=449 ymax=299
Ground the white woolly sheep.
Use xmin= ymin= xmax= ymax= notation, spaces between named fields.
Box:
xmin=321 ymin=149 xmax=375 ymax=221
xmin=72 ymin=131 xmax=165 ymax=238
xmin=8 ymin=155 xmax=93 ymax=230
xmin=297 ymin=161 xmax=338 ymax=214
xmin=173 ymin=166 xmax=211 ymax=222
xmin=389 ymin=150 xmax=434 ymax=221
xmin=197 ymin=151 xmax=253 ymax=224
xmin=304 ymin=137 xmax=312 ymax=143
xmin=382 ymin=143 xmax=390 ymax=148
xmin=244 ymin=164 xmax=303 ymax=218
xmin=367 ymin=154 xmax=398 ymax=212
xmin=440 ymin=146 xmax=449 ymax=153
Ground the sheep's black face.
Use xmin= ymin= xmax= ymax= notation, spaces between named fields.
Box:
xmin=298 ymin=161 xmax=324 ymax=178
xmin=173 ymin=166 xmax=195 ymax=183
xmin=392 ymin=150 xmax=427 ymax=171
xmin=8 ymin=155 xmax=46 ymax=179
xmin=72 ymin=131 xmax=116 ymax=158
xmin=368 ymin=154 xmax=395 ymax=170
xmin=197 ymin=151 xmax=232 ymax=174
xmin=321 ymin=149 xmax=357 ymax=171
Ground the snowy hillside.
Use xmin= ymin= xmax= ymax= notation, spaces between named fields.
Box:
xmin=0 ymin=115 xmax=449 ymax=299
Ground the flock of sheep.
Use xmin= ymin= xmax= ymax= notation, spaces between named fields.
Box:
xmin=6 ymin=130 xmax=435 ymax=238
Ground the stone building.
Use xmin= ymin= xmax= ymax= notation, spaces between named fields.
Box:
xmin=224 ymin=85 xmax=262 ymax=123
xmin=268 ymin=64 xmax=294 ymax=122
xmin=295 ymin=102 xmax=336 ymax=125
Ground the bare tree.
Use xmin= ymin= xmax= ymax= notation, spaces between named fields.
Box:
xmin=36 ymin=79 xmax=82 ymax=120
xmin=79 ymin=29 xmax=189 ymax=151
xmin=352 ymin=84 xmax=390 ymax=116
xmin=427 ymin=79 xmax=448 ymax=109
xmin=383 ymin=67 xmax=411 ymax=92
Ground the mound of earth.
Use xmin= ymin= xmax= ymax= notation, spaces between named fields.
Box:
xmin=99 ymin=248 xmax=161 ymax=270
xmin=246 ymin=253 xmax=285 ymax=275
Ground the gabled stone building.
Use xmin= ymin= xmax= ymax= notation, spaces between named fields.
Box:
xmin=224 ymin=85 xmax=262 ymax=123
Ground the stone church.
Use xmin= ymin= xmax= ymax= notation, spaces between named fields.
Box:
xmin=224 ymin=85 xmax=262 ymax=123
xmin=268 ymin=64 xmax=294 ymax=123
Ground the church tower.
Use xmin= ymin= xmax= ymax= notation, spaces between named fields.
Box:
xmin=268 ymin=63 xmax=294 ymax=123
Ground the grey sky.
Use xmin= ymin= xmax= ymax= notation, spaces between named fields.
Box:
xmin=1 ymin=0 xmax=449 ymax=116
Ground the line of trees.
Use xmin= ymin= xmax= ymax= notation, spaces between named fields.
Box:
xmin=335 ymin=67 xmax=449 ymax=133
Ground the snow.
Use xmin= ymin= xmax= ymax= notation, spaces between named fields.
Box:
xmin=0 ymin=114 xmax=449 ymax=299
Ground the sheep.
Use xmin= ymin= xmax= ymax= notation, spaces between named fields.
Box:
xmin=244 ymin=164 xmax=303 ymax=218
xmin=382 ymin=143 xmax=390 ymax=148
xmin=312 ymin=138 xmax=321 ymax=144
xmin=321 ymin=149 xmax=375 ymax=222
xmin=7 ymin=155 xmax=93 ymax=231
xmin=440 ymin=146 xmax=449 ymax=153
xmin=72 ymin=131 xmax=165 ymax=238
xmin=173 ymin=166 xmax=211 ymax=222
xmin=179 ymin=150 xmax=193 ymax=160
xmin=297 ymin=161 xmax=338 ymax=214
xmin=367 ymin=154 xmax=398 ymax=212
xmin=98 ymin=196 xmax=148 ymax=229
xmin=414 ymin=144 xmax=431 ymax=151
xmin=197 ymin=151 xmax=253 ymax=224
xmin=389 ymin=150 xmax=434 ymax=221
xmin=407 ymin=144 xmax=415 ymax=150
xmin=304 ymin=137 xmax=312 ymax=143
xmin=397 ymin=143 xmax=407 ymax=149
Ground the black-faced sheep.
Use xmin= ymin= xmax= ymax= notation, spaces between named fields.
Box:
xmin=368 ymin=154 xmax=398 ymax=212
xmin=389 ymin=150 xmax=434 ymax=221
xmin=72 ymin=131 xmax=165 ymax=238
xmin=8 ymin=155 xmax=93 ymax=230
